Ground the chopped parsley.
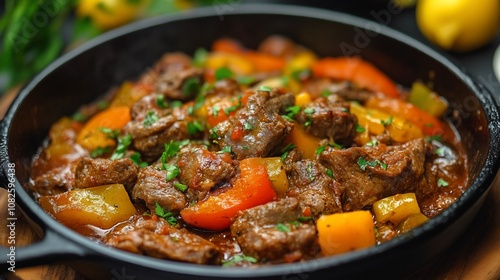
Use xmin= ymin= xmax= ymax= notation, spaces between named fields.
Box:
xmin=110 ymin=134 xmax=132 ymax=160
xmin=192 ymin=48 xmax=208 ymax=67
xmin=426 ymin=135 xmax=443 ymax=142
xmin=316 ymin=142 xmax=344 ymax=154
xmin=434 ymin=147 xmax=445 ymax=157
xmin=222 ymin=254 xmax=257 ymax=267
xmin=381 ymin=116 xmax=393 ymax=127
xmin=99 ymin=127 xmax=120 ymax=139
xmin=187 ymin=120 xmax=205 ymax=135
xmin=366 ymin=139 xmax=379 ymax=147
xmin=164 ymin=164 xmax=180 ymax=181
xmin=188 ymin=95 xmax=205 ymax=116
xmin=326 ymin=168 xmax=334 ymax=179
xmin=236 ymin=76 xmax=255 ymax=85
xmin=154 ymin=202 xmax=177 ymax=225
xmin=356 ymin=123 xmax=366 ymax=133
xmin=357 ymin=157 xmax=387 ymax=171
xmin=437 ymin=178 xmax=449 ymax=187
xmin=291 ymin=68 xmax=312 ymax=81
xmin=280 ymin=143 xmax=296 ymax=162
xmin=215 ymin=66 xmax=234 ymax=81
xmin=72 ymin=112 xmax=87 ymax=122
xmin=298 ymin=216 xmax=313 ymax=222
xmin=182 ymin=77 xmax=201 ymax=96
xmin=276 ymin=223 xmax=290 ymax=232
xmin=306 ymin=162 xmax=315 ymax=181
xmin=97 ymin=100 xmax=109 ymax=110
xmin=212 ymin=105 xmax=220 ymax=117
xmin=143 ymin=111 xmax=159 ymax=127
xmin=170 ymin=100 xmax=183 ymax=108
xmin=219 ymin=146 xmax=232 ymax=154
xmin=224 ymin=99 xmax=241 ymax=115
xmin=90 ymin=146 xmax=110 ymax=158
xmin=243 ymin=121 xmax=254 ymax=130
xmin=129 ymin=152 xmax=149 ymax=168
xmin=321 ymin=89 xmax=332 ymax=97
xmin=283 ymin=105 xmax=301 ymax=122
xmin=258 ymin=85 xmax=272 ymax=92
xmin=209 ymin=128 xmax=220 ymax=140
xmin=156 ymin=95 xmax=169 ymax=108
xmin=174 ymin=182 xmax=188 ymax=192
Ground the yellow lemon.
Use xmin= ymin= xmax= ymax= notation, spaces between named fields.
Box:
xmin=77 ymin=0 xmax=148 ymax=30
xmin=416 ymin=0 xmax=500 ymax=52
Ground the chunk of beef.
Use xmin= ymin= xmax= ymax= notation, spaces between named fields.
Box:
xmin=105 ymin=215 xmax=220 ymax=264
xmin=32 ymin=165 xmax=76 ymax=195
xmin=257 ymin=35 xmax=299 ymax=58
xmin=319 ymin=138 xmax=428 ymax=211
xmin=74 ymin=157 xmax=138 ymax=191
xmin=175 ymin=144 xmax=236 ymax=201
xmin=287 ymin=160 xmax=342 ymax=217
xmin=296 ymin=97 xmax=357 ymax=144
xmin=231 ymin=197 xmax=317 ymax=262
xmin=132 ymin=166 xmax=187 ymax=212
xmin=124 ymin=106 xmax=193 ymax=160
xmin=130 ymin=93 xmax=172 ymax=121
xmin=213 ymin=90 xmax=294 ymax=160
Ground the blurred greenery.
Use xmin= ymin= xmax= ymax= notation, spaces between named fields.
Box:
xmin=0 ymin=0 xmax=226 ymax=95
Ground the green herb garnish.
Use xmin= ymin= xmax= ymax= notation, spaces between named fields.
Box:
xmin=437 ymin=178 xmax=449 ymax=187
xmin=356 ymin=123 xmax=366 ymax=133
xmin=215 ymin=66 xmax=234 ymax=81
xmin=182 ymin=77 xmax=201 ymax=96
xmin=143 ymin=111 xmax=159 ymax=127
xmin=222 ymin=255 xmax=257 ymax=267
xmin=90 ymin=147 xmax=110 ymax=158
xmin=110 ymin=134 xmax=132 ymax=160
xmin=154 ymin=202 xmax=177 ymax=225
xmin=129 ymin=152 xmax=149 ymax=168
xmin=156 ymin=95 xmax=169 ymax=108
xmin=381 ymin=116 xmax=393 ymax=127
xmin=280 ymin=143 xmax=296 ymax=162
xmin=187 ymin=120 xmax=205 ymax=135
xmin=192 ymin=48 xmax=208 ymax=67
xmin=174 ymin=182 xmax=188 ymax=192
xmin=276 ymin=223 xmax=290 ymax=232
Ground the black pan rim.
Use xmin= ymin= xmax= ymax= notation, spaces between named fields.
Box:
xmin=2 ymin=3 xmax=500 ymax=278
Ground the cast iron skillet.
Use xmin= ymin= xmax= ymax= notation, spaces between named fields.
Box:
xmin=1 ymin=4 xmax=499 ymax=280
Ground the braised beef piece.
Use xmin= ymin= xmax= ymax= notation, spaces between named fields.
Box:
xmin=32 ymin=165 xmax=77 ymax=195
xmin=295 ymin=97 xmax=357 ymax=144
xmin=287 ymin=160 xmax=343 ymax=216
xmin=124 ymin=106 xmax=194 ymax=160
xmin=132 ymin=166 xmax=187 ymax=212
xmin=74 ymin=157 xmax=138 ymax=191
xmin=419 ymin=141 xmax=468 ymax=217
xmin=204 ymin=79 xmax=241 ymax=99
xmin=231 ymin=197 xmax=317 ymax=262
xmin=212 ymin=89 xmax=294 ymax=160
xmin=130 ymin=93 xmax=172 ymax=121
xmin=319 ymin=138 xmax=428 ymax=211
xmin=257 ymin=35 xmax=299 ymax=58
xmin=105 ymin=216 xmax=220 ymax=264
xmin=138 ymin=52 xmax=203 ymax=101
xmin=175 ymin=144 xmax=236 ymax=201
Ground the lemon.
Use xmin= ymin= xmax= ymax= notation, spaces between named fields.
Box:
xmin=416 ymin=0 xmax=500 ymax=52
xmin=77 ymin=0 xmax=148 ymax=30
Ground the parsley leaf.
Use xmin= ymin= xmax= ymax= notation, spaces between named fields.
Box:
xmin=258 ymin=85 xmax=272 ymax=92
xmin=182 ymin=77 xmax=201 ymax=96
xmin=164 ymin=164 xmax=180 ymax=181
xmin=243 ymin=121 xmax=254 ymax=130
xmin=192 ymin=48 xmax=208 ymax=67
xmin=99 ymin=127 xmax=120 ymax=139
xmin=156 ymin=95 xmax=169 ymax=108
xmin=222 ymin=255 xmax=257 ymax=267
xmin=219 ymin=146 xmax=232 ymax=154
xmin=236 ymin=76 xmax=255 ymax=85
xmin=110 ymin=134 xmax=132 ymax=160
xmin=326 ymin=168 xmax=334 ymax=179
xmin=187 ymin=120 xmax=205 ymax=135
xmin=381 ymin=116 xmax=393 ymax=127
xmin=130 ymin=152 xmax=149 ymax=168
xmin=154 ymin=202 xmax=177 ymax=225
xmin=283 ymin=105 xmax=301 ymax=121
xmin=90 ymin=147 xmax=110 ymax=158
xmin=437 ymin=178 xmax=449 ymax=187
xmin=143 ymin=111 xmax=159 ymax=127
xmin=356 ymin=123 xmax=366 ymax=133
xmin=174 ymin=182 xmax=188 ymax=192
xmin=215 ymin=67 xmax=234 ymax=81
xmin=280 ymin=143 xmax=296 ymax=162
xmin=276 ymin=223 xmax=290 ymax=232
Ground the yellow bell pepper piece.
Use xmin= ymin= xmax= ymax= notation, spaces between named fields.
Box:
xmin=372 ymin=193 xmax=421 ymax=225
xmin=205 ymin=52 xmax=254 ymax=76
xmin=39 ymin=184 xmax=137 ymax=229
xmin=396 ymin=213 xmax=429 ymax=234
xmin=350 ymin=102 xmax=422 ymax=143
xmin=317 ymin=211 xmax=376 ymax=256
xmin=285 ymin=124 xmax=322 ymax=160
xmin=295 ymin=92 xmax=312 ymax=106
xmin=249 ymin=157 xmax=289 ymax=195
xmin=284 ymin=51 xmax=317 ymax=76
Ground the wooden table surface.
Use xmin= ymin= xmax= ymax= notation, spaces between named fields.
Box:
xmin=0 ymin=89 xmax=499 ymax=280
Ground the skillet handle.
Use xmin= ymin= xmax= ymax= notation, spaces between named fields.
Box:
xmin=1 ymin=224 xmax=89 ymax=270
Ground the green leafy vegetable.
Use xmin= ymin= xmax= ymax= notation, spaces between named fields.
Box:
xmin=154 ymin=202 xmax=177 ymax=225
xmin=222 ymin=254 xmax=257 ymax=267
xmin=110 ymin=134 xmax=132 ymax=160
xmin=143 ymin=111 xmax=159 ymax=127
xmin=215 ymin=66 xmax=234 ymax=81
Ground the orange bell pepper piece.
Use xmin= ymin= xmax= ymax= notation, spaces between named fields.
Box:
xmin=312 ymin=57 xmax=399 ymax=98
xmin=180 ymin=158 xmax=277 ymax=231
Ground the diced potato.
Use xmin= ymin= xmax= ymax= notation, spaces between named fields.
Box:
xmin=39 ymin=184 xmax=136 ymax=229
xmin=372 ymin=193 xmax=421 ymax=225
xmin=396 ymin=213 xmax=429 ymax=234
xmin=317 ymin=211 xmax=376 ymax=256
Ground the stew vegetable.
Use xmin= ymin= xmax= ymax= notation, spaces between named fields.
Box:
xmin=30 ymin=35 xmax=468 ymax=266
